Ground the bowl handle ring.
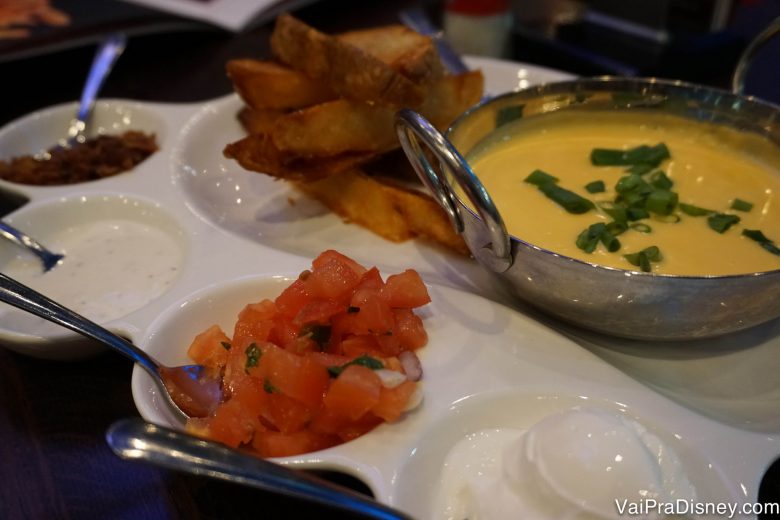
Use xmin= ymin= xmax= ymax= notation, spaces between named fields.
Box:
xmin=395 ymin=108 xmax=513 ymax=273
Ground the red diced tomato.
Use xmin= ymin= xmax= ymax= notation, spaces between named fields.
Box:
xmin=261 ymin=345 xmax=330 ymax=407
xmin=312 ymin=250 xmax=367 ymax=276
xmin=187 ymin=324 xmax=230 ymax=369
xmin=393 ymin=308 xmax=428 ymax=350
xmin=293 ymin=298 xmax=344 ymax=326
xmin=323 ymin=365 xmax=382 ymax=420
xmin=382 ymin=270 xmax=431 ymax=308
xmin=185 ymin=251 xmax=431 ymax=457
xmin=275 ymin=278 xmax=310 ymax=319
xmin=304 ymin=257 xmax=362 ymax=302
xmin=372 ymin=381 xmax=417 ymax=422
xmin=262 ymin=392 xmax=313 ymax=434
xmin=233 ymin=299 xmax=277 ymax=346
xmin=349 ymin=288 xmax=394 ymax=335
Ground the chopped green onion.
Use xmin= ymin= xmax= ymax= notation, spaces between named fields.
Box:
xmin=585 ymin=180 xmax=606 ymax=193
xmin=651 ymin=214 xmax=681 ymax=223
xmin=742 ymin=229 xmax=780 ymax=256
xmin=576 ymin=223 xmax=621 ymax=253
xmin=599 ymin=202 xmax=627 ymax=224
xmin=707 ymin=213 xmax=741 ymax=233
xmin=650 ymin=171 xmax=673 ymax=190
xmin=615 ymin=174 xmax=643 ymax=193
xmin=624 ymin=246 xmax=663 ymax=272
xmin=646 ymin=189 xmax=679 ymax=216
xmin=496 ymin=105 xmax=524 ymax=127
xmin=524 ymin=169 xmax=558 ymax=186
xmin=605 ymin=220 xmax=628 ymax=237
xmin=679 ymin=202 xmax=713 ymax=216
xmin=591 ymin=143 xmax=670 ymax=167
xmin=731 ymin=198 xmax=754 ymax=212
xmin=327 ymin=354 xmax=384 ymax=377
xmin=629 ymin=223 xmax=652 ymax=233
xmin=538 ymin=182 xmax=594 ymax=214
xmin=626 ymin=207 xmax=649 ymax=221
xmin=626 ymin=163 xmax=654 ymax=176
xmin=245 ymin=343 xmax=261 ymax=372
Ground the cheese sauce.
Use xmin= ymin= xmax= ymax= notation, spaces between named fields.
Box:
xmin=465 ymin=111 xmax=780 ymax=276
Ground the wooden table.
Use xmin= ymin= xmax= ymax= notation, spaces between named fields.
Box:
xmin=1 ymin=0 xmax=778 ymax=518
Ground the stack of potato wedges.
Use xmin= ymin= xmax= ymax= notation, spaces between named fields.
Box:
xmin=223 ymin=14 xmax=484 ymax=254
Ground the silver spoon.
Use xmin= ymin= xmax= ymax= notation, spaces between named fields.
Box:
xmin=107 ymin=419 xmax=415 ymax=520
xmin=0 ymin=221 xmax=64 ymax=271
xmin=0 ymin=272 xmax=221 ymax=421
xmin=64 ymin=32 xmax=127 ymax=147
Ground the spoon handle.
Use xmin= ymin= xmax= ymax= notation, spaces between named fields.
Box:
xmin=106 ymin=419 xmax=415 ymax=520
xmin=0 ymin=272 xmax=158 ymax=375
xmin=71 ymin=33 xmax=127 ymax=139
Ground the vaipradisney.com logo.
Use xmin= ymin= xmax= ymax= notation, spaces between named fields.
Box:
xmin=615 ymin=498 xmax=780 ymax=518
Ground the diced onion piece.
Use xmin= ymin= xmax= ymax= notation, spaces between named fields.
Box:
xmin=403 ymin=383 xmax=423 ymax=412
xmin=375 ymin=369 xmax=407 ymax=389
xmin=399 ymin=350 xmax=422 ymax=382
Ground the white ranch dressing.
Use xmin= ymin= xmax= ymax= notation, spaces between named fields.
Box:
xmin=0 ymin=219 xmax=183 ymax=335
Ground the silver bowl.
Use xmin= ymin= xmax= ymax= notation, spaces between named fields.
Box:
xmin=395 ymin=73 xmax=780 ymax=341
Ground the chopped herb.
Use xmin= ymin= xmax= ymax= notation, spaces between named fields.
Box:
xmin=496 ymin=105 xmax=524 ymax=127
xmin=743 ymin=229 xmax=780 ymax=256
xmin=645 ymin=189 xmax=678 ymax=216
xmin=731 ymin=198 xmax=754 ymax=212
xmin=615 ymin=173 xmax=643 ymax=194
xmin=605 ymin=220 xmax=628 ymax=237
xmin=626 ymin=207 xmax=650 ymax=221
xmin=651 ymin=214 xmax=681 ymax=223
xmin=576 ymin=223 xmax=621 ymax=254
xmin=626 ymin=163 xmax=654 ymax=176
xmin=708 ymin=213 xmax=741 ymax=233
xmin=524 ymin=169 xmax=558 ymax=186
xmin=591 ymin=143 xmax=670 ymax=167
xmin=347 ymin=306 xmax=360 ymax=314
xmin=624 ymin=246 xmax=663 ymax=272
xmin=679 ymin=203 xmax=713 ymax=216
xmin=298 ymin=323 xmax=331 ymax=347
xmin=599 ymin=202 xmax=627 ymax=224
xmin=221 ymin=341 xmax=232 ymax=351
xmin=245 ymin=343 xmax=261 ymax=372
xmin=263 ymin=378 xmax=278 ymax=394
xmin=327 ymin=354 xmax=384 ymax=377
xmin=585 ymin=180 xmax=605 ymax=193
xmin=629 ymin=223 xmax=652 ymax=233
xmin=649 ymin=171 xmax=673 ymax=190
xmin=537 ymin=182 xmax=594 ymax=214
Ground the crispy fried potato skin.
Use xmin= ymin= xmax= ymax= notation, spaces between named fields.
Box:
xmin=270 ymin=13 xmax=425 ymax=107
xmin=223 ymin=14 xmax=481 ymax=254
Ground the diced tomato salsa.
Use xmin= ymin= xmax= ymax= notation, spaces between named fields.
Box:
xmin=185 ymin=250 xmax=430 ymax=457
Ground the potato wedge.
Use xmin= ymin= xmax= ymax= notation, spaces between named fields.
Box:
xmin=226 ymin=59 xmax=336 ymax=110
xmin=293 ymin=168 xmax=468 ymax=255
xmin=223 ymin=134 xmax=378 ymax=182
xmin=270 ymin=13 xmax=425 ymax=107
xmin=337 ymin=25 xmax=442 ymax=85
xmin=237 ymin=107 xmax=286 ymax=136
xmin=270 ymin=70 xmax=484 ymax=157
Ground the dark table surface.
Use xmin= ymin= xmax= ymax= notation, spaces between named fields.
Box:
xmin=1 ymin=0 xmax=779 ymax=518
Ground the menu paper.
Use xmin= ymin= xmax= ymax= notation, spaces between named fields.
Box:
xmin=119 ymin=0 xmax=309 ymax=31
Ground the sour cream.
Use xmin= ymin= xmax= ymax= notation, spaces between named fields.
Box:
xmin=0 ymin=219 xmax=183 ymax=335
xmin=435 ymin=407 xmax=696 ymax=520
